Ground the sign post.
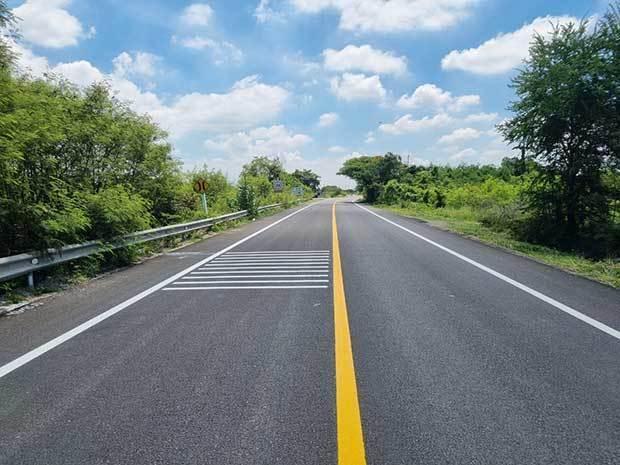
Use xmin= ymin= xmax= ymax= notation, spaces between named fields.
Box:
xmin=193 ymin=178 xmax=209 ymax=215
xmin=273 ymin=179 xmax=284 ymax=192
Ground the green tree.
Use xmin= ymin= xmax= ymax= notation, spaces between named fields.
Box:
xmin=241 ymin=156 xmax=283 ymax=182
xmin=292 ymin=169 xmax=320 ymax=193
xmin=500 ymin=13 xmax=620 ymax=254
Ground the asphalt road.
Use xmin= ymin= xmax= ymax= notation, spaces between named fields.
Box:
xmin=0 ymin=200 xmax=618 ymax=464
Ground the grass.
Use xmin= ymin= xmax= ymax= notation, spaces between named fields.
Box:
xmin=377 ymin=203 xmax=620 ymax=289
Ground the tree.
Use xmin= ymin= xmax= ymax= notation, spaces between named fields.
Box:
xmin=292 ymin=169 xmax=320 ymax=193
xmin=0 ymin=1 xmax=16 ymax=70
xmin=338 ymin=153 xmax=404 ymax=202
xmin=500 ymin=13 xmax=620 ymax=255
xmin=241 ymin=156 xmax=283 ymax=182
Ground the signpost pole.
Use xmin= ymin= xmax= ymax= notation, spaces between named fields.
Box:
xmin=201 ymin=192 xmax=208 ymax=215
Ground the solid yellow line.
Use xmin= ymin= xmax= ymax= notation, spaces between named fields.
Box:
xmin=332 ymin=202 xmax=367 ymax=465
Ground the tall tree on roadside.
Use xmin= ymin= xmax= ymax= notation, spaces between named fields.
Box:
xmin=292 ymin=168 xmax=320 ymax=193
xmin=500 ymin=10 xmax=620 ymax=255
xmin=0 ymin=1 xmax=16 ymax=70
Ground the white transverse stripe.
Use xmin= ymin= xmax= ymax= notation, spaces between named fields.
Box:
xmin=226 ymin=251 xmax=328 ymax=255
xmin=164 ymin=286 xmax=328 ymax=290
xmin=212 ymin=260 xmax=329 ymax=265
xmin=189 ymin=270 xmax=329 ymax=275
xmin=200 ymin=266 xmax=329 ymax=270
xmin=0 ymin=204 xmax=317 ymax=379
xmin=182 ymin=274 xmax=328 ymax=279
xmin=173 ymin=280 xmax=329 ymax=284
xmin=356 ymin=204 xmax=620 ymax=341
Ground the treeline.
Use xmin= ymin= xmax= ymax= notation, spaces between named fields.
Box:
xmin=339 ymin=5 xmax=620 ymax=259
xmin=0 ymin=4 xmax=318 ymax=258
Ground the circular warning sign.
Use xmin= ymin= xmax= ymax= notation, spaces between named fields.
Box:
xmin=193 ymin=178 xmax=208 ymax=194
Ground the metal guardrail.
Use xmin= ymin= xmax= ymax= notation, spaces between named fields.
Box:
xmin=0 ymin=203 xmax=284 ymax=287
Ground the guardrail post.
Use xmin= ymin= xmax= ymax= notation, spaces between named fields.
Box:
xmin=27 ymin=272 xmax=34 ymax=288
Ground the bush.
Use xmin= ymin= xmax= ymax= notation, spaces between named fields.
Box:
xmin=85 ymin=186 xmax=152 ymax=241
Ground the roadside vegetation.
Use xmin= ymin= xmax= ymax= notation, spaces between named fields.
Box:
xmin=0 ymin=4 xmax=319 ymax=297
xmin=339 ymin=7 xmax=620 ymax=288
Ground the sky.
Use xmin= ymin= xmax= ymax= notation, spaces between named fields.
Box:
xmin=7 ymin=0 xmax=607 ymax=187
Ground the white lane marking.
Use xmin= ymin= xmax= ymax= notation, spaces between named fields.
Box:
xmin=356 ymin=204 xmax=620 ymax=341
xmin=189 ymin=270 xmax=330 ymax=274
xmin=173 ymin=280 xmax=329 ymax=284
xmin=226 ymin=251 xmax=329 ymax=255
xmin=163 ymin=286 xmax=328 ymax=290
xmin=199 ymin=265 xmax=329 ymax=270
xmin=0 ymin=204 xmax=317 ymax=380
xmin=214 ymin=256 xmax=330 ymax=260
xmin=211 ymin=260 xmax=329 ymax=266
xmin=181 ymin=274 xmax=329 ymax=279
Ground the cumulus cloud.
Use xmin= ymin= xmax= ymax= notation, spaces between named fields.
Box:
xmin=318 ymin=112 xmax=339 ymax=127
xmin=379 ymin=113 xmax=453 ymax=135
xmin=464 ymin=112 xmax=499 ymax=123
xmin=12 ymin=45 xmax=289 ymax=138
xmin=204 ymin=125 xmax=312 ymax=159
xmin=330 ymin=73 xmax=386 ymax=102
xmin=173 ymin=35 xmax=244 ymax=65
xmin=112 ymin=52 xmax=161 ymax=78
xmin=449 ymin=147 xmax=477 ymax=162
xmin=181 ymin=3 xmax=214 ymax=26
xmin=254 ymin=0 xmax=284 ymax=23
xmin=323 ymin=45 xmax=407 ymax=76
xmin=438 ymin=127 xmax=481 ymax=145
xmin=13 ymin=0 xmax=93 ymax=48
xmin=291 ymin=0 xmax=479 ymax=32
xmin=397 ymin=84 xmax=480 ymax=112
xmin=364 ymin=131 xmax=375 ymax=143
xmin=441 ymin=15 xmax=579 ymax=74
xmin=328 ymin=145 xmax=348 ymax=153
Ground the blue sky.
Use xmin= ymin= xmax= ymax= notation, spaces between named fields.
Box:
xmin=8 ymin=0 xmax=606 ymax=186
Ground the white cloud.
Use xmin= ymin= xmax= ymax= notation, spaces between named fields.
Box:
xmin=158 ymin=76 xmax=290 ymax=136
xmin=13 ymin=0 xmax=92 ymax=48
xmin=441 ymin=15 xmax=579 ymax=75
xmin=323 ymin=45 xmax=407 ymax=76
xmin=330 ymin=73 xmax=386 ymax=102
xmin=52 ymin=60 xmax=104 ymax=87
xmin=464 ymin=112 xmax=499 ymax=123
xmin=254 ymin=0 xmax=284 ymax=22
xmin=291 ymin=0 xmax=479 ymax=32
xmin=318 ymin=112 xmax=339 ymax=127
xmin=365 ymin=131 xmax=375 ymax=143
xmin=204 ymin=125 xmax=312 ymax=159
xmin=12 ymin=44 xmax=289 ymax=138
xmin=379 ymin=113 xmax=453 ymax=135
xmin=449 ymin=147 xmax=477 ymax=162
xmin=174 ymin=36 xmax=244 ymax=65
xmin=397 ymin=84 xmax=480 ymax=112
xmin=181 ymin=3 xmax=214 ymax=26
xmin=328 ymin=145 xmax=348 ymax=153
xmin=438 ymin=127 xmax=481 ymax=145
xmin=112 ymin=52 xmax=161 ymax=78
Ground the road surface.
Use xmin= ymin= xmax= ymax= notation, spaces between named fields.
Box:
xmin=1 ymin=200 xmax=618 ymax=464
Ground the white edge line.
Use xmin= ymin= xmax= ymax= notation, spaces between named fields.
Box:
xmin=0 ymin=204 xmax=317 ymax=379
xmin=163 ymin=286 xmax=328 ymax=290
xmin=355 ymin=204 xmax=620 ymax=341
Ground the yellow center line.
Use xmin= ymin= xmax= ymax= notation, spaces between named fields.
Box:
xmin=332 ymin=202 xmax=367 ymax=465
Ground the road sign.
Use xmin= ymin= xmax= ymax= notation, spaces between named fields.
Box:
xmin=292 ymin=186 xmax=304 ymax=196
xmin=273 ymin=180 xmax=284 ymax=192
xmin=193 ymin=178 xmax=208 ymax=194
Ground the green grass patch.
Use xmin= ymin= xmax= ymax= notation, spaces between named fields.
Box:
xmin=378 ymin=203 xmax=620 ymax=288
